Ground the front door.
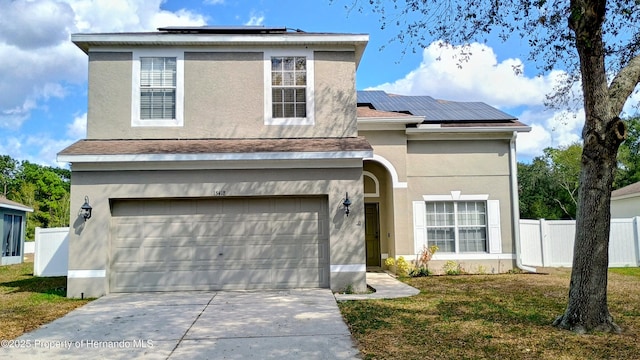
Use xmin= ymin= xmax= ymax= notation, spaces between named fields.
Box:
xmin=364 ymin=203 xmax=381 ymax=267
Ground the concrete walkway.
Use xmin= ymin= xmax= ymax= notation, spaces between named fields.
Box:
xmin=334 ymin=272 xmax=420 ymax=301
xmin=1 ymin=290 xmax=361 ymax=360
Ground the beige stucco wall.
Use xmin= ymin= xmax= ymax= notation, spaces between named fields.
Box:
xmin=360 ymin=130 xmax=408 ymax=182
xmin=86 ymin=49 xmax=357 ymax=140
xmin=87 ymin=52 xmax=132 ymax=139
xmin=67 ymin=165 xmax=366 ymax=298
xmin=362 ymin=132 xmax=517 ymax=273
xmin=406 ymin=140 xmax=510 ymax=177
xmin=405 ymin=139 xmax=513 ymax=253
xmin=611 ymin=196 xmax=640 ymax=218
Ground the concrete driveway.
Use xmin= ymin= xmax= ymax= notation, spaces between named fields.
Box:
xmin=1 ymin=289 xmax=361 ymax=359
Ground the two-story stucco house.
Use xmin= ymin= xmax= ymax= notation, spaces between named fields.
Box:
xmin=58 ymin=26 xmax=530 ymax=298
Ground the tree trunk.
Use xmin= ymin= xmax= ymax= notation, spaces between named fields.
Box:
xmin=553 ymin=0 xmax=624 ymax=333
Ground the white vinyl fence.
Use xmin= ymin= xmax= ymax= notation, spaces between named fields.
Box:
xmin=520 ymin=217 xmax=640 ymax=268
xmin=24 ymin=241 xmax=35 ymax=254
xmin=34 ymin=227 xmax=69 ymax=277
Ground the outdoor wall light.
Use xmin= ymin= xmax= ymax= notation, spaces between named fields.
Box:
xmin=79 ymin=196 xmax=92 ymax=221
xmin=343 ymin=192 xmax=352 ymax=216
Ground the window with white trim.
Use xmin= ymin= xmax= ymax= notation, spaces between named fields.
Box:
xmin=140 ymin=57 xmax=176 ymax=120
xmin=425 ymin=201 xmax=487 ymax=253
xmin=271 ymin=56 xmax=306 ymax=118
xmin=413 ymin=194 xmax=502 ymax=255
xmin=131 ymin=50 xmax=184 ymax=127
xmin=264 ymin=50 xmax=314 ymax=125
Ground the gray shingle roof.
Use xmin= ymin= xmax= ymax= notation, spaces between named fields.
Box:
xmin=0 ymin=197 xmax=33 ymax=212
xmin=357 ymin=90 xmax=516 ymax=122
xmin=58 ymin=138 xmax=373 ymax=156
xmin=612 ymin=181 xmax=640 ymax=198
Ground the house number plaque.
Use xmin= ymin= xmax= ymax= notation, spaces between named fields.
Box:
xmin=214 ymin=190 xmax=226 ymax=196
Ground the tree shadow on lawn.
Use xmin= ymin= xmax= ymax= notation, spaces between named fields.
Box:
xmin=1 ymin=276 xmax=67 ymax=296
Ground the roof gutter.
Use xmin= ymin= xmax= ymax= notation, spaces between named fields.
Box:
xmin=57 ymin=151 xmax=373 ymax=163
xmin=0 ymin=204 xmax=34 ymax=213
xmin=406 ymin=125 xmax=532 ymax=133
xmin=510 ymin=131 xmax=536 ymax=273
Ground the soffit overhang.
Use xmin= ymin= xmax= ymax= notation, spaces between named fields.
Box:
xmin=71 ymin=32 xmax=369 ymax=67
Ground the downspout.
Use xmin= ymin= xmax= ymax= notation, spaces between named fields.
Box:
xmin=510 ymin=131 xmax=536 ymax=272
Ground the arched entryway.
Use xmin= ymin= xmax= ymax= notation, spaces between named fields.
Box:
xmin=363 ymin=160 xmax=395 ymax=268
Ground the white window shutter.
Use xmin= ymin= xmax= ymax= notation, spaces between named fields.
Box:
xmin=413 ymin=201 xmax=427 ymax=253
xmin=487 ymin=200 xmax=502 ymax=253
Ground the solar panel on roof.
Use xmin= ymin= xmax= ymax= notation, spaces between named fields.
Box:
xmin=356 ymin=90 xmax=516 ymax=121
xmin=157 ymin=26 xmax=289 ymax=34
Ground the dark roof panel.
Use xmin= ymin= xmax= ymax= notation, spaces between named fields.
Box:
xmin=157 ymin=26 xmax=290 ymax=34
xmin=357 ymin=90 xmax=517 ymax=122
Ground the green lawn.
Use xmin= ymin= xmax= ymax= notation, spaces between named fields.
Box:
xmin=0 ymin=261 xmax=91 ymax=340
xmin=339 ymin=269 xmax=640 ymax=360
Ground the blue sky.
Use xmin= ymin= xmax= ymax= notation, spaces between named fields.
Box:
xmin=2 ymin=0 xmax=636 ymax=167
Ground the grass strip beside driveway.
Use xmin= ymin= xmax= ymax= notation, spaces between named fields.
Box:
xmin=0 ymin=261 xmax=91 ymax=340
xmin=339 ymin=269 xmax=640 ymax=360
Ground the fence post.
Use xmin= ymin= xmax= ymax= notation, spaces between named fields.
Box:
xmin=539 ymin=219 xmax=547 ymax=267
xmin=34 ymin=227 xmax=41 ymax=276
xmin=635 ymin=217 xmax=640 ymax=267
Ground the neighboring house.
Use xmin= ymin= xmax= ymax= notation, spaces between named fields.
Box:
xmin=1 ymin=197 xmax=33 ymax=265
xmin=58 ymin=26 xmax=529 ymax=298
xmin=357 ymin=91 xmax=530 ymax=273
xmin=611 ymin=181 xmax=640 ymax=218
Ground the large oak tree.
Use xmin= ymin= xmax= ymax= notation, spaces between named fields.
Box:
xmin=347 ymin=0 xmax=640 ymax=333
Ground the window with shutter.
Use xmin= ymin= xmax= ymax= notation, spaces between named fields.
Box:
xmin=425 ymin=201 xmax=487 ymax=253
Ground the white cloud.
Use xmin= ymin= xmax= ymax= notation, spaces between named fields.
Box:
xmin=621 ymin=84 xmax=640 ymax=117
xmin=516 ymin=124 xmax=551 ymax=156
xmin=0 ymin=100 xmax=36 ymax=130
xmin=0 ymin=0 xmax=207 ymax=134
xmin=69 ymin=0 xmax=206 ymax=33
xmin=0 ymin=0 xmax=75 ymax=49
xmin=369 ymin=41 xmax=584 ymax=159
xmin=244 ymin=11 xmax=265 ymax=26
xmin=2 ymin=111 xmax=87 ymax=167
xmin=0 ymin=134 xmax=72 ymax=167
xmin=517 ymin=108 xmax=584 ymax=158
xmin=67 ymin=113 xmax=87 ymax=139
xmin=371 ymin=41 xmax=565 ymax=109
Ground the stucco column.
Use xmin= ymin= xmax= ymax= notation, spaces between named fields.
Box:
xmin=328 ymin=183 xmax=367 ymax=293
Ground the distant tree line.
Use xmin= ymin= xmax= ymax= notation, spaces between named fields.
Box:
xmin=519 ymin=117 xmax=640 ymax=220
xmin=1 ymin=155 xmax=70 ymax=240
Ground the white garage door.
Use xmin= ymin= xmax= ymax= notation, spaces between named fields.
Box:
xmin=110 ymin=197 xmax=329 ymax=292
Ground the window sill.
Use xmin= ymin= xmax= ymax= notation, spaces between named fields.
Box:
xmin=265 ymin=117 xmax=313 ymax=126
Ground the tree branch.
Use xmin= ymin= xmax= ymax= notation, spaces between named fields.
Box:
xmin=609 ymin=54 xmax=640 ymax=115
xmin=553 ymin=197 xmax=574 ymax=219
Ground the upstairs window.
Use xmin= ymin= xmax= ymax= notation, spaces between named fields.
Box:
xmin=140 ymin=57 xmax=176 ymax=120
xmin=132 ymin=50 xmax=183 ymax=127
xmin=264 ymin=50 xmax=314 ymax=125
xmin=271 ymin=56 xmax=306 ymax=118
